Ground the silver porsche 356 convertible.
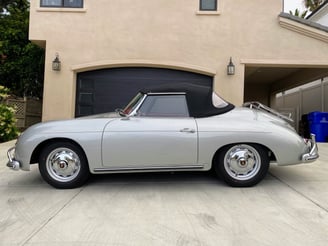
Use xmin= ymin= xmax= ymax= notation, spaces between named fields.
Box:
xmin=7 ymin=84 xmax=318 ymax=189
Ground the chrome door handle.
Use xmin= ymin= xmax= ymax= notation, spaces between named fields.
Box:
xmin=180 ymin=128 xmax=195 ymax=133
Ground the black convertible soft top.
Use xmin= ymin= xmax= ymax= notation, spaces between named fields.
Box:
xmin=141 ymin=83 xmax=235 ymax=118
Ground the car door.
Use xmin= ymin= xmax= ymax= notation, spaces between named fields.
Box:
xmin=101 ymin=94 xmax=198 ymax=168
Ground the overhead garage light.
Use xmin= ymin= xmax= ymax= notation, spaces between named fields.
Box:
xmin=227 ymin=57 xmax=235 ymax=75
xmin=52 ymin=53 xmax=61 ymax=71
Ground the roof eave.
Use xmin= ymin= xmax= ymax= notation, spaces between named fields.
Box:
xmin=278 ymin=13 xmax=328 ymax=43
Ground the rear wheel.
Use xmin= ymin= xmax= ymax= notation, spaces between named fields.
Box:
xmin=214 ymin=144 xmax=269 ymax=187
xmin=39 ymin=142 xmax=90 ymax=189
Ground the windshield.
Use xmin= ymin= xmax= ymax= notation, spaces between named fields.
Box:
xmin=121 ymin=92 xmax=144 ymax=115
xmin=212 ymin=92 xmax=229 ymax=108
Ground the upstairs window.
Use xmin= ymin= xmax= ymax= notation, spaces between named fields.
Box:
xmin=200 ymin=0 xmax=217 ymax=11
xmin=40 ymin=0 xmax=83 ymax=8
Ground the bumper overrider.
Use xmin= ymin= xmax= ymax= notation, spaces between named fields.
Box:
xmin=302 ymin=134 xmax=319 ymax=162
xmin=6 ymin=147 xmax=21 ymax=171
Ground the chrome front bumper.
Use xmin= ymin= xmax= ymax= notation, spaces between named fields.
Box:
xmin=302 ymin=134 xmax=319 ymax=162
xmin=6 ymin=147 xmax=21 ymax=170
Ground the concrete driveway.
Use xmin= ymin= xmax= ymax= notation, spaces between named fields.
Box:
xmin=0 ymin=140 xmax=328 ymax=246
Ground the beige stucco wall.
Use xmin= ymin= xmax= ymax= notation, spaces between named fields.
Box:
xmin=29 ymin=0 xmax=328 ymax=121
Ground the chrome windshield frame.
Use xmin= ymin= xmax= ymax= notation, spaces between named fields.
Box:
xmin=126 ymin=93 xmax=147 ymax=117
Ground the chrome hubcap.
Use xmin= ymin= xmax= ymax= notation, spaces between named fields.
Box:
xmin=224 ymin=145 xmax=261 ymax=181
xmin=46 ymin=148 xmax=81 ymax=182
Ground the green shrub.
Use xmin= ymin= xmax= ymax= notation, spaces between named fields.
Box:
xmin=0 ymin=86 xmax=19 ymax=142
xmin=0 ymin=85 xmax=10 ymax=100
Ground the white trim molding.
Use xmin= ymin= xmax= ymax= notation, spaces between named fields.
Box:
xmin=240 ymin=59 xmax=328 ymax=68
xmin=278 ymin=16 xmax=328 ymax=43
xmin=196 ymin=10 xmax=221 ymax=15
xmin=71 ymin=59 xmax=217 ymax=76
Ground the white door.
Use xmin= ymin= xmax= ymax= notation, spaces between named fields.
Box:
xmin=102 ymin=117 xmax=198 ymax=168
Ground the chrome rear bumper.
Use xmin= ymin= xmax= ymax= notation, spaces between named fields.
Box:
xmin=6 ymin=147 xmax=21 ymax=170
xmin=302 ymin=134 xmax=319 ymax=162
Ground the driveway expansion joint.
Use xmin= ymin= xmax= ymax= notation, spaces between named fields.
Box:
xmin=269 ymin=172 xmax=328 ymax=214
xmin=19 ymin=187 xmax=85 ymax=246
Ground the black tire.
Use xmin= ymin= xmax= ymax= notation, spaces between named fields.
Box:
xmin=39 ymin=141 xmax=90 ymax=189
xmin=214 ymin=144 xmax=269 ymax=187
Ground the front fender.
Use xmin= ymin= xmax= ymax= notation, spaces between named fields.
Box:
xmin=13 ymin=118 xmax=113 ymax=171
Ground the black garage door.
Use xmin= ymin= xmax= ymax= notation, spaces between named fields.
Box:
xmin=76 ymin=67 xmax=213 ymax=117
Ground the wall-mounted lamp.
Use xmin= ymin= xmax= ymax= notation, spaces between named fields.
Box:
xmin=227 ymin=57 xmax=235 ymax=75
xmin=52 ymin=53 xmax=61 ymax=71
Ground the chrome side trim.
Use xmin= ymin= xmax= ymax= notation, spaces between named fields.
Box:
xmin=94 ymin=165 xmax=204 ymax=173
xmin=302 ymin=134 xmax=319 ymax=162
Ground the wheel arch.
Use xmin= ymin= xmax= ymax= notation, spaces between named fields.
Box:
xmin=30 ymin=138 xmax=88 ymax=165
xmin=211 ymin=142 xmax=276 ymax=167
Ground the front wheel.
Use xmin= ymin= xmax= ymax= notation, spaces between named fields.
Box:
xmin=39 ymin=142 xmax=90 ymax=189
xmin=214 ymin=144 xmax=269 ymax=187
